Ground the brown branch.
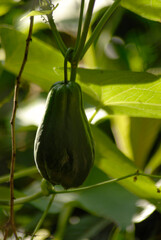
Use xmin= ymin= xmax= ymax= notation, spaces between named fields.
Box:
xmin=4 ymin=16 xmax=34 ymax=240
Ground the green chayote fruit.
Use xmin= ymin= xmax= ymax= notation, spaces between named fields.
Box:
xmin=34 ymin=81 xmax=94 ymax=189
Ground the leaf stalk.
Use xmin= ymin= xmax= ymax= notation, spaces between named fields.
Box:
xmin=81 ymin=0 xmax=121 ymax=59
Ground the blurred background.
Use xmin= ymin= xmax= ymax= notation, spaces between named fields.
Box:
xmin=0 ymin=0 xmax=161 ymax=239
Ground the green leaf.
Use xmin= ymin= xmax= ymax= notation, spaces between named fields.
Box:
xmin=91 ymin=126 xmax=161 ymax=206
xmin=0 ymin=26 xmax=64 ymax=91
xmin=20 ymin=3 xmax=59 ymax=20
xmin=74 ymin=167 xmax=138 ymax=228
xmin=111 ymin=117 xmax=161 ymax=169
xmin=0 ymin=186 xmax=25 ymax=211
xmin=78 ymin=69 xmax=161 ymax=119
xmin=121 ymin=0 xmax=161 ymax=22
xmin=30 ymin=196 xmax=63 ymax=214
xmin=145 ymin=143 xmax=161 ymax=173
xmin=0 ymin=0 xmax=16 ymax=3
xmin=21 ymin=10 xmax=53 ymax=20
xmin=130 ymin=118 xmax=161 ymax=169
xmin=110 ymin=116 xmax=133 ymax=159
xmin=0 ymin=186 xmax=24 ymax=202
xmin=64 ymin=215 xmax=109 ymax=240
xmin=0 ymin=65 xmax=14 ymax=108
xmin=1 ymin=27 xmax=161 ymax=118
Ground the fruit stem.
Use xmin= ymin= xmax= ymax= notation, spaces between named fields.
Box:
xmin=70 ymin=61 xmax=77 ymax=82
xmin=64 ymin=48 xmax=74 ymax=83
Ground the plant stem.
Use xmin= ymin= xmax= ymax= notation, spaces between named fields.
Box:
xmin=4 ymin=15 xmax=34 ymax=240
xmin=64 ymin=55 xmax=68 ymax=84
xmin=1 ymin=191 xmax=43 ymax=206
xmin=31 ymin=194 xmax=55 ymax=240
xmin=54 ymin=172 xmax=137 ymax=194
xmin=47 ymin=14 xmax=67 ymax=57
xmin=74 ymin=0 xmax=85 ymax=52
xmin=139 ymin=173 xmax=161 ymax=179
xmin=70 ymin=0 xmax=85 ymax=82
xmin=14 ymin=191 xmax=43 ymax=205
xmin=70 ymin=63 xmax=77 ymax=82
xmin=81 ymin=0 xmax=121 ymax=59
xmin=64 ymin=48 xmax=73 ymax=83
xmin=70 ymin=0 xmax=96 ymax=82
xmin=73 ymin=0 xmax=96 ymax=63
xmin=0 ymin=166 xmax=37 ymax=184
xmin=54 ymin=205 xmax=73 ymax=240
xmin=1 ymin=171 xmax=161 ymax=207
xmin=88 ymin=107 xmax=100 ymax=123
xmin=52 ymin=171 xmax=161 ymax=194
xmin=1 ymin=173 xmax=137 ymax=206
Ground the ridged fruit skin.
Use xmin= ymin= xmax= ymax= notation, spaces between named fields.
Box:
xmin=34 ymin=81 xmax=94 ymax=189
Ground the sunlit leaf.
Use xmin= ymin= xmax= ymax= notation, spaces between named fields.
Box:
xmin=1 ymin=26 xmax=161 ymax=118
xmin=111 ymin=117 xmax=161 ymax=169
xmin=130 ymin=118 xmax=161 ymax=169
xmin=78 ymin=69 xmax=161 ymax=119
xmin=91 ymin=126 xmax=161 ymax=208
xmin=145 ymin=144 xmax=161 ymax=173
xmin=110 ymin=116 xmax=133 ymax=159
xmin=121 ymin=0 xmax=161 ymax=22
xmin=0 ymin=26 xmax=64 ymax=91
xmin=20 ymin=10 xmax=53 ymax=21
xmin=20 ymin=4 xmax=59 ymax=20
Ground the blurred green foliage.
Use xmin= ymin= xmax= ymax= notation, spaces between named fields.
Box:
xmin=0 ymin=0 xmax=161 ymax=239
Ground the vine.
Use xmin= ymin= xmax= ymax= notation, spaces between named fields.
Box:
xmin=31 ymin=194 xmax=55 ymax=240
xmin=1 ymin=170 xmax=161 ymax=207
xmin=3 ymin=11 xmax=34 ymax=240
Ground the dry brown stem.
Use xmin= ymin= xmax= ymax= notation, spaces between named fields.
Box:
xmin=3 ymin=16 xmax=34 ymax=240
